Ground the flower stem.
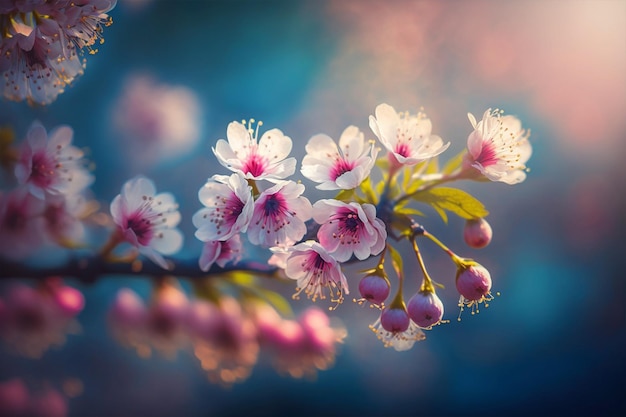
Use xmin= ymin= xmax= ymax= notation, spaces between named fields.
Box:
xmin=410 ymin=237 xmax=435 ymax=293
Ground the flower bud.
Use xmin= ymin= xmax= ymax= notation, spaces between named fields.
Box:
xmin=456 ymin=264 xmax=492 ymax=301
xmin=358 ymin=274 xmax=390 ymax=305
xmin=51 ymin=286 xmax=84 ymax=318
xmin=407 ymin=291 xmax=444 ymax=328
xmin=464 ymin=218 xmax=493 ymax=248
xmin=380 ymin=306 xmax=410 ymax=333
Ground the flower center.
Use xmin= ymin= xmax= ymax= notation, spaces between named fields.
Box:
xmin=394 ymin=142 xmax=411 ymax=158
xmin=475 ymin=141 xmax=498 ymax=167
xmin=30 ymin=151 xmax=56 ymax=188
xmin=126 ymin=212 xmax=154 ymax=246
xmin=263 ymin=193 xmax=286 ymax=218
xmin=242 ymin=153 xmax=268 ymax=177
xmin=331 ymin=158 xmax=355 ymax=181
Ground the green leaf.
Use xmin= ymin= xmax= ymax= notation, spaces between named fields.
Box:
xmin=442 ymin=149 xmax=467 ymax=174
xmin=412 ymin=187 xmax=489 ymax=222
xmin=335 ymin=188 xmax=355 ymax=202
xmin=386 ymin=244 xmax=404 ymax=279
xmin=254 ymin=288 xmax=294 ymax=317
xmin=425 ymin=157 xmax=439 ymax=175
xmin=359 ymin=176 xmax=378 ymax=205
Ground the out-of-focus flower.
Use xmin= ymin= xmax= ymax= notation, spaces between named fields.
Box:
xmin=0 ymin=188 xmax=45 ymax=260
xmin=42 ymin=194 xmax=87 ymax=246
xmin=188 ymin=297 xmax=259 ymax=386
xmin=254 ymin=304 xmax=345 ymax=379
xmin=110 ymin=176 xmax=183 ymax=269
xmin=0 ymin=0 xmax=117 ymax=105
xmin=463 ymin=217 xmax=493 ymax=248
xmin=369 ymin=103 xmax=449 ymax=166
xmin=407 ymin=290 xmax=444 ymax=329
xmin=464 ymin=109 xmax=531 ymax=185
xmin=193 ymin=173 xmax=254 ymax=243
xmin=301 ymin=125 xmax=378 ymax=190
xmin=198 ymin=234 xmax=243 ymax=272
xmin=0 ymin=378 xmax=69 ymax=417
xmin=370 ymin=304 xmax=425 ymax=351
xmin=284 ymin=240 xmax=348 ymax=304
xmin=111 ymin=75 xmax=202 ymax=168
xmin=213 ymin=120 xmax=296 ymax=180
xmin=14 ymin=122 xmax=93 ymax=200
xmin=313 ymin=199 xmax=386 ymax=262
xmin=0 ymin=378 xmax=29 ymax=416
xmin=0 ymin=283 xmax=83 ymax=358
xmin=248 ymin=180 xmax=312 ymax=248
xmin=109 ymin=283 xmax=190 ymax=359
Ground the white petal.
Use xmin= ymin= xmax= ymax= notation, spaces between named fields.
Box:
xmin=338 ymin=126 xmax=365 ymax=161
xmin=151 ymin=228 xmax=183 ymax=255
xmin=258 ymin=128 xmax=292 ymax=161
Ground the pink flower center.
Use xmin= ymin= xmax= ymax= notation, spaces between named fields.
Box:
xmin=30 ymin=151 xmax=56 ymax=188
xmin=224 ymin=192 xmax=245 ymax=225
xmin=242 ymin=153 xmax=268 ymax=177
xmin=262 ymin=193 xmax=287 ymax=219
xmin=330 ymin=159 xmax=355 ymax=181
xmin=475 ymin=141 xmax=498 ymax=167
xmin=125 ymin=212 xmax=154 ymax=246
xmin=3 ymin=200 xmax=28 ymax=232
xmin=394 ymin=142 xmax=411 ymax=158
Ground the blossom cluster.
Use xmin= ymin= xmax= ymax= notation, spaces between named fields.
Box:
xmin=0 ymin=99 xmax=531 ymax=387
xmin=108 ymin=280 xmax=346 ymax=385
xmin=0 ymin=0 xmax=117 ymax=105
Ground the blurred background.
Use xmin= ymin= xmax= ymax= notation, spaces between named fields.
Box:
xmin=1 ymin=0 xmax=624 ymax=416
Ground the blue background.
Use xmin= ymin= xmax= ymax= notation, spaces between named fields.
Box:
xmin=1 ymin=1 xmax=624 ymax=416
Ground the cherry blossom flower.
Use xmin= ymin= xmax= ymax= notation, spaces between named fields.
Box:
xmin=109 ymin=283 xmax=190 ymax=359
xmin=213 ymin=120 xmax=296 ymax=180
xmin=42 ymin=194 xmax=87 ymax=246
xmin=193 ymin=173 xmax=254 ymax=242
xmin=247 ymin=180 xmax=312 ymax=248
xmin=0 ymin=188 xmax=45 ymax=260
xmin=301 ymin=125 xmax=378 ymax=190
xmin=313 ymin=199 xmax=386 ymax=262
xmin=284 ymin=240 xmax=349 ymax=303
xmin=0 ymin=0 xmax=117 ymax=105
xmin=0 ymin=283 xmax=83 ymax=358
xmin=188 ymin=297 xmax=259 ymax=386
xmin=198 ymin=234 xmax=243 ymax=272
xmin=110 ymin=176 xmax=183 ymax=269
xmin=255 ymin=304 xmax=346 ymax=378
xmin=465 ymin=109 xmax=532 ymax=185
xmin=14 ymin=122 xmax=93 ymax=200
xmin=111 ymin=74 xmax=202 ymax=168
xmin=370 ymin=305 xmax=425 ymax=351
xmin=369 ymin=103 xmax=449 ymax=166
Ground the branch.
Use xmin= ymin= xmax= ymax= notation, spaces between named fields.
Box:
xmin=0 ymin=256 xmax=278 ymax=283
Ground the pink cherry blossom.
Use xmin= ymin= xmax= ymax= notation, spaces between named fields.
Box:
xmin=187 ymin=297 xmax=259 ymax=386
xmin=301 ymin=125 xmax=378 ymax=190
xmin=110 ymin=176 xmax=183 ymax=269
xmin=14 ymin=122 xmax=94 ymax=200
xmin=198 ymin=234 xmax=243 ymax=272
xmin=0 ymin=188 xmax=46 ymax=260
xmin=0 ymin=0 xmax=116 ymax=105
xmin=42 ymin=194 xmax=87 ymax=246
xmin=313 ymin=199 xmax=387 ymax=262
xmin=213 ymin=120 xmax=296 ymax=180
xmin=0 ymin=283 xmax=82 ymax=358
xmin=284 ymin=240 xmax=349 ymax=303
xmin=247 ymin=180 xmax=312 ymax=248
xmin=465 ymin=109 xmax=532 ymax=185
xmin=369 ymin=103 xmax=449 ymax=166
xmin=193 ymin=173 xmax=254 ymax=242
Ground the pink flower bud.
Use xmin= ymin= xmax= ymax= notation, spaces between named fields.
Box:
xmin=464 ymin=218 xmax=493 ymax=248
xmin=407 ymin=291 xmax=444 ymax=328
xmin=456 ymin=264 xmax=492 ymax=301
xmin=51 ymin=286 xmax=84 ymax=318
xmin=109 ymin=288 xmax=147 ymax=327
xmin=358 ymin=274 xmax=390 ymax=305
xmin=380 ymin=306 xmax=410 ymax=333
xmin=0 ymin=378 xmax=29 ymax=416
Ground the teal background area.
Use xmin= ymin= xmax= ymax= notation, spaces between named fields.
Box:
xmin=1 ymin=1 xmax=624 ymax=416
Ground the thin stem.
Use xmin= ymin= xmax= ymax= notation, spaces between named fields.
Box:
xmin=423 ymin=231 xmax=464 ymax=266
xmin=410 ymin=237 xmax=434 ymax=293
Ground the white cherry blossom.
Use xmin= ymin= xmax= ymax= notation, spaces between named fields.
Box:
xmin=14 ymin=122 xmax=93 ymax=200
xmin=193 ymin=173 xmax=254 ymax=242
xmin=110 ymin=176 xmax=183 ymax=269
xmin=369 ymin=103 xmax=449 ymax=166
xmin=213 ymin=120 xmax=296 ymax=180
xmin=301 ymin=125 xmax=378 ymax=190
xmin=313 ymin=199 xmax=386 ymax=262
xmin=247 ymin=180 xmax=312 ymax=248
xmin=465 ymin=109 xmax=532 ymax=185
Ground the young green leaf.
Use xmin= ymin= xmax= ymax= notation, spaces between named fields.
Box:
xmin=442 ymin=149 xmax=467 ymax=174
xmin=412 ymin=187 xmax=489 ymax=223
